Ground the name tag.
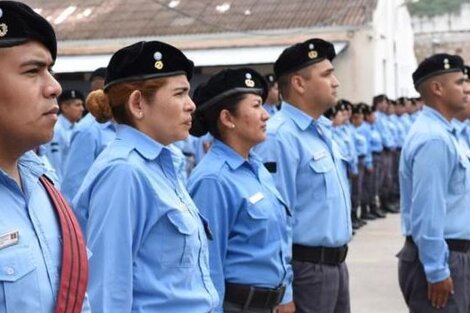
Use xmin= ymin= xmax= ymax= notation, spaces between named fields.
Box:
xmin=313 ymin=149 xmax=327 ymax=161
xmin=0 ymin=231 xmax=19 ymax=250
xmin=249 ymin=192 xmax=264 ymax=204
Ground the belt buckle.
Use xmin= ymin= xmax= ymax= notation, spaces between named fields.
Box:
xmin=263 ymin=285 xmax=285 ymax=309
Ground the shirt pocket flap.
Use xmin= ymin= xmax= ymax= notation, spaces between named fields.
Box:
xmin=246 ymin=202 xmax=269 ymax=220
xmin=309 ymin=158 xmax=333 ymax=173
xmin=167 ymin=210 xmax=197 ymax=235
xmin=0 ymin=246 xmax=36 ymax=282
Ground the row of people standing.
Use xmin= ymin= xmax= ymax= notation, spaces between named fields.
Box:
xmin=323 ymin=97 xmax=424 ymax=230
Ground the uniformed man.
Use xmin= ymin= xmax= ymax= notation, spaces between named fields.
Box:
xmin=43 ymin=89 xmax=85 ymax=180
xmin=398 ymin=53 xmax=470 ymax=312
xmin=372 ymin=94 xmax=399 ymax=213
xmin=255 ymin=38 xmax=352 ymax=313
xmin=263 ymin=73 xmax=280 ymax=116
xmin=0 ymin=1 xmax=89 ymax=312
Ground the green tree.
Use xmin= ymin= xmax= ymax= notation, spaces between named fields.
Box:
xmin=406 ymin=0 xmax=470 ymax=16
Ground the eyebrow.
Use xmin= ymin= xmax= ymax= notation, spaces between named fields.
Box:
xmin=20 ymin=59 xmax=53 ymax=69
xmin=173 ymin=85 xmax=190 ymax=92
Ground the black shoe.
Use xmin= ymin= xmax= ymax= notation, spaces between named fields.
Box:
xmin=352 ymin=220 xmax=362 ymax=230
xmin=370 ymin=206 xmax=386 ymax=218
xmin=383 ymin=204 xmax=400 ymax=214
xmin=361 ymin=212 xmax=377 ymax=220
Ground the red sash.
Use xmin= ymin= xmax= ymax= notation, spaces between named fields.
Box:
xmin=40 ymin=176 xmax=89 ymax=313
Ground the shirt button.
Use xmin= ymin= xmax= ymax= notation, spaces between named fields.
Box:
xmin=5 ymin=267 xmax=15 ymax=275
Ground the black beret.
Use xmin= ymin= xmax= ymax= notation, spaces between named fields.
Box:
xmin=324 ymin=106 xmax=338 ymax=119
xmin=104 ymin=41 xmax=194 ymax=90
xmin=351 ymin=104 xmax=364 ymax=115
xmin=338 ymin=99 xmax=353 ymax=110
xmin=90 ymin=67 xmax=107 ymax=82
xmin=58 ymin=89 xmax=84 ymax=104
xmin=274 ymin=38 xmax=336 ymax=78
xmin=362 ymin=104 xmax=374 ymax=115
xmin=0 ymin=1 xmax=56 ymax=60
xmin=265 ymin=73 xmax=276 ymax=87
xmin=412 ymin=53 xmax=465 ymax=88
xmin=193 ymin=67 xmax=268 ymax=112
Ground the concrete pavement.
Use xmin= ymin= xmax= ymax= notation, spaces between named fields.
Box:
xmin=348 ymin=213 xmax=409 ymax=313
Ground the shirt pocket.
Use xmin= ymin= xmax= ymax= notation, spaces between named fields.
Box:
xmin=309 ymin=157 xmax=340 ymax=200
xmin=162 ymin=210 xmax=199 ymax=267
xmin=451 ymin=157 xmax=470 ymax=194
xmin=0 ymin=245 xmax=40 ymax=313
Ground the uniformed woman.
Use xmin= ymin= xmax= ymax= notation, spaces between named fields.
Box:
xmin=72 ymin=41 xmax=218 ymax=313
xmin=187 ymin=68 xmax=294 ymax=313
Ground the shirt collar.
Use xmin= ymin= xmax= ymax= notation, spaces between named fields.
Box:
xmin=422 ymin=105 xmax=454 ymax=133
xmin=452 ymin=118 xmax=467 ymax=135
xmin=58 ymin=114 xmax=74 ymax=129
xmin=211 ymin=139 xmax=262 ymax=173
xmin=281 ymin=101 xmax=314 ymax=131
xmin=115 ymin=124 xmax=164 ymax=161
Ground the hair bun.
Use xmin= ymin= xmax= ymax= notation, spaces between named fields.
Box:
xmin=86 ymin=89 xmax=113 ymax=123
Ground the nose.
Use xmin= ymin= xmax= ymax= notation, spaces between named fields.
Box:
xmin=46 ymin=71 xmax=62 ymax=99
xmin=186 ymin=96 xmax=196 ymax=113
xmin=261 ymin=107 xmax=270 ymax=121
xmin=332 ymin=74 xmax=340 ymax=88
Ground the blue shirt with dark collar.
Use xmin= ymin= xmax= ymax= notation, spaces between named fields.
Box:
xmin=254 ymin=101 xmax=352 ymax=247
xmin=188 ymin=140 xmax=293 ymax=312
xmin=73 ymin=124 xmax=219 ymax=313
xmin=400 ymin=106 xmax=470 ymax=283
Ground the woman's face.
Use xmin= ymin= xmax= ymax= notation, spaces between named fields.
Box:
xmin=139 ymin=75 xmax=195 ymax=145
xmin=229 ymin=93 xmax=269 ymax=147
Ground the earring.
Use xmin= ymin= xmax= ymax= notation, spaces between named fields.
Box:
xmin=230 ymin=124 xmax=235 ymax=129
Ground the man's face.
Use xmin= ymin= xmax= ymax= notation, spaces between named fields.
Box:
xmin=0 ymin=41 xmax=62 ymax=152
xmin=61 ymin=99 xmax=84 ymax=123
xmin=439 ymin=71 xmax=468 ymax=115
xmin=302 ymin=59 xmax=340 ymax=111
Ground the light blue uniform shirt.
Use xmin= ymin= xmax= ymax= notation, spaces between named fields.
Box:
xmin=390 ymin=114 xmax=406 ymax=148
xmin=188 ymin=140 xmax=293 ymax=312
xmin=335 ymin=124 xmax=358 ymax=174
xmin=254 ymin=102 xmax=352 ymax=247
xmin=191 ymin=133 xmax=214 ymax=165
xmin=355 ymin=124 xmax=373 ymax=168
xmin=400 ymin=106 xmax=470 ymax=283
xmin=263 ymin=103 xmax=279 ymax=117
xmin=43 ymin=114 xmax=75 ymax=181
xmin=61 ymin=113 xmax=116 ymax=201
xmin=362 ymin=121 xmax=383 ymax=153
xmin=375 ymin=111 xmax=396 ymax=149
xmin=73 ymin=124 xmax=218 ymax=313
xmin=400 ymin=113 xmax=413 ymax=132
xmin=0 ymin=152 xmax=90 ymax=313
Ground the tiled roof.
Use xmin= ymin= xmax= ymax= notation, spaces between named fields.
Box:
xmin=22 ymin=0 xmax=377 ymax=41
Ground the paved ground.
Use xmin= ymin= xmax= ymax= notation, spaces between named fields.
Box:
xmin=348 ymin=213 xmax=409 ymax=313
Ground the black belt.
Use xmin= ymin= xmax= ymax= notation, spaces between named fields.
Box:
xmin=224 ymin=282 xmax=286 ymax=309
xmin=406 ymin=236 xmax=470 ymax=253
xmin=292 ymin=244 xmax=348 ymax=265
xmin=372 ymin=152 xmax=381 ymax=156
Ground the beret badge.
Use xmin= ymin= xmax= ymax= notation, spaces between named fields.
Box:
xmin=443 ymin=58 xmax=450 ymax=70
xmin=245 ymin=73 xmax=255 ymax=88
xmin=308 ymin=43 xmax=318 ymax=59
xmin=153 ymin=51 xmax=164 ymax=70
xmin=0 ymin=23 xmax=7 ymax=37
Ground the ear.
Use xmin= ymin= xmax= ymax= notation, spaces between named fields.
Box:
xmin=290 ymin=74 xmax=305 ymax=95
xmin=429 ymin=80 xmax=444 ymax=98
xmin=219 ymin=109 xmax=236 ymax=129
xmin=128 ymin=90 xmax=144 ymax=119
